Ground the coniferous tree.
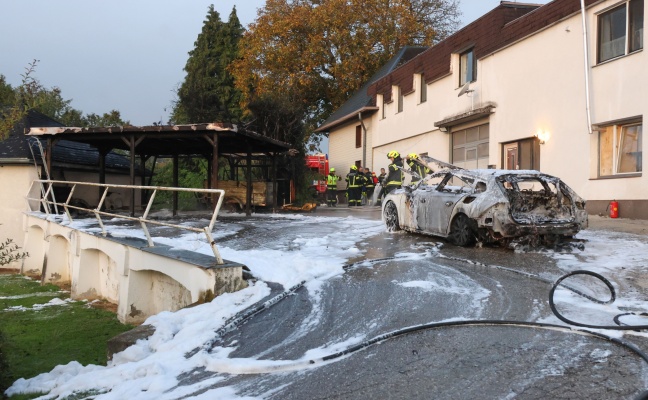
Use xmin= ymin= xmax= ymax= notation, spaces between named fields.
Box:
xmin=172 ymin=6 xmax=244 ymax=124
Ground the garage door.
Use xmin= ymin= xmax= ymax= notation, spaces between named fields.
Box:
xmin=452 ymin=124 xmax=489 ymax=169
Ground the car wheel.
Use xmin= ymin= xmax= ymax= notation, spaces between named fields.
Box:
xmin=384 ymin=201 xmax=400 ymax=232
xmin=449 ymin=214 xmax=475 ymax=246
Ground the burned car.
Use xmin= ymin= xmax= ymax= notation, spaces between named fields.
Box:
xmin=382 ymin=167 xmax=588 ymax=247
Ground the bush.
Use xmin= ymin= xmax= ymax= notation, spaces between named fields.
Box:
xmin=0 ymin=237 xmax=28 ymax=267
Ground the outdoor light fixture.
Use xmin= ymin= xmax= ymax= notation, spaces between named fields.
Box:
xmin=439 ymin=126 xmax=448 ymax=133
xmin=535 ymin=129 xmax=550 ymax=144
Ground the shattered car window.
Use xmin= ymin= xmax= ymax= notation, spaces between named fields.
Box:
xmin=439 ymin=174 xmax=473 ymax=194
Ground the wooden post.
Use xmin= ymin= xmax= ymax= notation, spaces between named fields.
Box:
xmin=172 ymin=153 xmax=179 ymax=216
xmin=211 ymin=134 xmax=219 ymax=208
xmin=140 ymin=154 xmax=147 ymax=208
xmin=99 ymin=147 xmax=108 ymax=202
xmin=129 ymin=135 xmax=135 ymax=217
xmin=246 ymin=144 xmax=252 ymax=217
xmin=272 ymin=153 xmax=278 ymax=211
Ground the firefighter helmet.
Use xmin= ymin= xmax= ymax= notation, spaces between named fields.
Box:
xmin=350 ymin=165 xmax=358 ymax=171
xmin=387 ymin=150 xmax=400 ymax=159
xmin=330 ymin=168 xmax=335 ymax=172
xmin=408 ymin=153 xmax=419 ymax=160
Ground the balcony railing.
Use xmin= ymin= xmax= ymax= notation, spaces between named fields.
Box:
xmin=26 ymin=180 xmax=226 ymax=264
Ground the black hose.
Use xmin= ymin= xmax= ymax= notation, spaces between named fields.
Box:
xmin=316 ymin=319 xmax=648 ymax=365
xmin=549 ymin=270 xmax=648 ymax=331
xmin=185 ymin=280 xmax=307 ymax=357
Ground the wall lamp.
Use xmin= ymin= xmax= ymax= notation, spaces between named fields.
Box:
xmin=535 ymin=129 xmax=550 ymax=144
xmin=439 ymin=126 xmax=448 ymax=133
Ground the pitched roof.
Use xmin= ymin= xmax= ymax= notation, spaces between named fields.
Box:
xmin=0 ymin=109 xmax=131 ymax=171
xmin=315 ymin=46 xmax=428 ymax=132
xmin=369 ymin=0 xmax=601 ymax=100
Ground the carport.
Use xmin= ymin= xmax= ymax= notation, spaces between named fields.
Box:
xmin=25 ymin=123 xmax=293 ymax=216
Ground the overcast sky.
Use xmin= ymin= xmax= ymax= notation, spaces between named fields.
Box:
xmin=0 ymin=0 xmax=551 ymax=127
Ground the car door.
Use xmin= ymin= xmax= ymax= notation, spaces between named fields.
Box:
xmin=422 ymin=174 xmax=473 ymax=235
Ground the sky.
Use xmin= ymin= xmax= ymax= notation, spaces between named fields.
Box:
xmin=4 ymin=212 xmax=648 ymax=398
xmin=0 ymin=0 xmax=550 ymax=129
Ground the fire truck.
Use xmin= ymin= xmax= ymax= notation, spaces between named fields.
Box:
xmin=305 ymin=153 xmax=329 ymax=199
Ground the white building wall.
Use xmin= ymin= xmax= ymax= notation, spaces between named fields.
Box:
xmin=328 ymin=0 xmax=646 ymax=215
xmin=328 ymin=117 xmax=374 ymax=189
xmin=0 ymin=166 xmax=39 ymax=251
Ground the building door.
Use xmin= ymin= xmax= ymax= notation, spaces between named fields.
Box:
xmin=502 ymin=138 xmax=540 ymax=170
xmin=504 ymin=143 xmax=518 ymax=169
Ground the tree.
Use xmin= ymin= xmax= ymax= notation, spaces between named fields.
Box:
xmin=231 ymin=0 xmax=460 ymax=140
xmin=171 ymin=6 xmax=244 ymax=124
xmin=0 ymin=75 xmax=14 ymax=107
xmin=0 ymin=60 xmax=129 ymax=137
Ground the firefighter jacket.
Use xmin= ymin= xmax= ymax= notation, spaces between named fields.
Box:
xmin=386 ymin=158 xmax=404 ymax=186
xmin=364 ymin=172 xmax=375 ymax=188
xmin=346 ymin=171 xmax=363 ymax=188
xmin=327 ymin=174 xmax=341 ymax=188
xmin=407 ymin=160 xmax=431 ymax=182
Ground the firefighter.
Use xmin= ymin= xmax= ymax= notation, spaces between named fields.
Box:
xmin=326 ymin=168 xmax=341 ymax=207
xmin=384 ymin=150 xmax=404 ymax=195
xmin=346 ymin=165 xmax=363 ymax=207
xmin=364 ymin=168 xmax=376 ymax=205
xmin=406 ymin=153 xmax=430 ymax=184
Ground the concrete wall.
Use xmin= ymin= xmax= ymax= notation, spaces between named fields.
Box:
xmin=0 ymin=166 xmax=39 ymax=252
xmin=22 ymin=214 xmax=245 ymax=324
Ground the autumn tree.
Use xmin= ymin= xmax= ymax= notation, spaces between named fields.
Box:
xmin=172 ymin=6 xmax=244 ymax=124
xmin=232 ymin=0 xmax=460 ymax=141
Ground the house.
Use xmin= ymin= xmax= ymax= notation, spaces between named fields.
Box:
xmin=0 ymin=110 xmax=138 ymax=252
xmin=318 ymin=0 xmax=646 ymax=219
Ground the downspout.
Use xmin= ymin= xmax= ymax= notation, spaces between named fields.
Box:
xmin=580 ymin=0 xmax=593 ymax=134
xmin=359 ymin=112 xmax=367 ymax=167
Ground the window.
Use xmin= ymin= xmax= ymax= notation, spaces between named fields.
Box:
xmin=599 ymin=121 xmax=642 ymax=176
xmin=355 ymin=125 xmax=362 ymax=148
xmin=381 ymin=96 xmax=386 ymax=119
xmin=459 ymin=49 xmax=476 ymax=86
xmin=397 ymin=86 xmax=403 ymax=113
xmin=420 ymin=74 xmax=427 ymax=103
xmin=597 ymin=0 xmax=644 ymax=63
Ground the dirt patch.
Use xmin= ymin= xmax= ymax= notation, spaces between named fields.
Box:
xmin=88 ymin=299 xmax=118 ymax=313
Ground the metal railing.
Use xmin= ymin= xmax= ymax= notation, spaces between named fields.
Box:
xmin=26 ymin=179 xmax=226 ymax=264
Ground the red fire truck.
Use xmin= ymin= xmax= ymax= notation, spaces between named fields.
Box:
xmin=305 ymin=153 xmax=329 ymax=198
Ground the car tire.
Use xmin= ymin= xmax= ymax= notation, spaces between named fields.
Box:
xmin=449 ymin=214 xmax=475 ymax=247
xmin=384 ymin=201 xmax=400 ymax=232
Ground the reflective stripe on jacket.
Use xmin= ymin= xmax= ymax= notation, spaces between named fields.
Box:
xmin=346 ymin=172 xmax=363 ymax=188
xmin=386 ymin=160 xmax=404 ymax=185
xmin=327 ymin=174 xmax=340 ymax=187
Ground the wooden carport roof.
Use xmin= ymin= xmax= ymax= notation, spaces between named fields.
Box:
xmin=26 ymin=122 xmax=291 ymax=157
xmin=25 ymin=122 xmax=293 ymax=216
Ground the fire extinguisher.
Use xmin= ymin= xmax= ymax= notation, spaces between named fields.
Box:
xmin=609 ymin=200 xmax=619 ymax=219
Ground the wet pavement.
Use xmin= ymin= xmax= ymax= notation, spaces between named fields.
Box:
xmin=169 ymin=208 xmax=648 ymax=399
xmin=89 ymin=207 xmax=648 ymax=398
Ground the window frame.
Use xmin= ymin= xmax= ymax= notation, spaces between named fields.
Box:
xmin=397 ymin=86 xmax=403 ymax=113
xmin=597 ymin=0 xmax=644 ymax=63
xmin=420 ymin=74 xmax=427 ymax=103
xmin=598 ymin=119 xmax=643 ymax=177
xmin=355 ymin=125 xmax=362 ymax=148
xmin=459 ymin=48 xmax=476 ymax=86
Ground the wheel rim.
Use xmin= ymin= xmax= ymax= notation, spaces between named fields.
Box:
xmin=451 ymin=214 xmax=473 ymax=245
xmin=384 ymin=202 xmax=399 ymax=231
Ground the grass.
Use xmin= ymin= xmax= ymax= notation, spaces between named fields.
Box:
xmin=0 ymin=273 xmax=134 ymax=398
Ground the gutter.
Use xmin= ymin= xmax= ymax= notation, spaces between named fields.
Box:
xmin=314 ymin=106 xmax=379 ymax=133
xmin=580 ymin=0 xmax=594 ymax=135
